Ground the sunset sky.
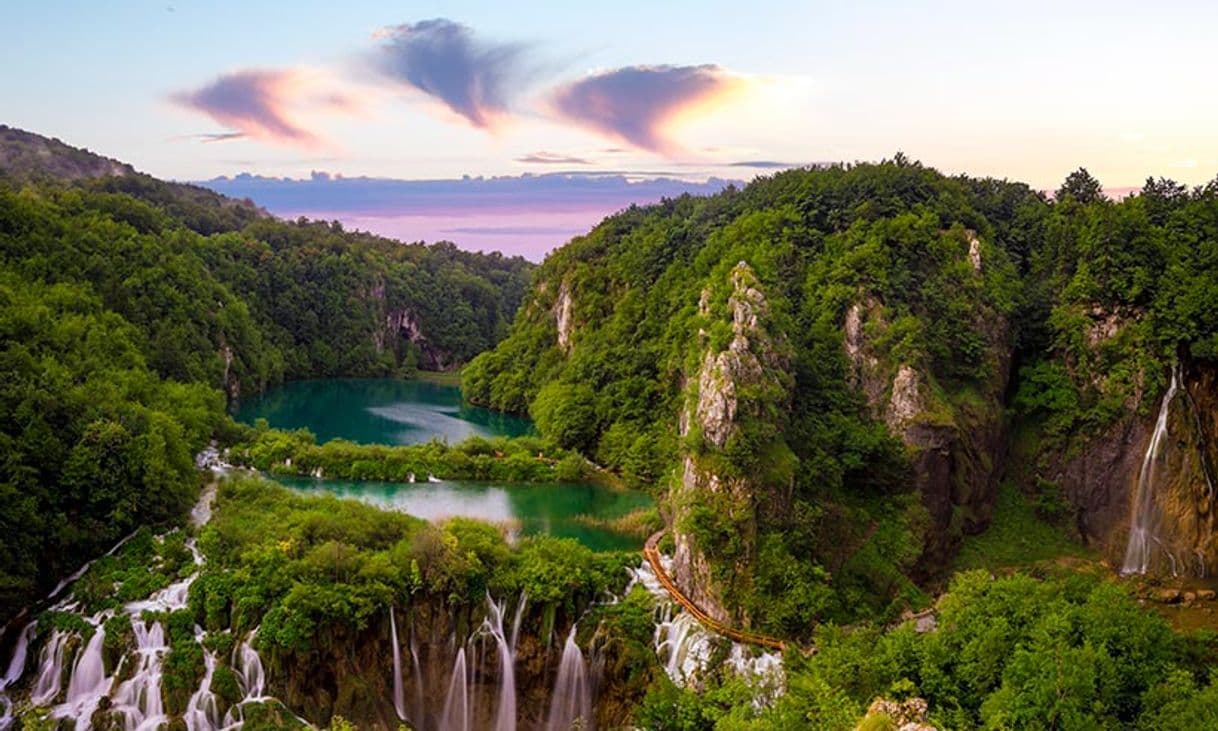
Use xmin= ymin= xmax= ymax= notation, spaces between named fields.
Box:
xmin=5 ymin=0 xmax=1217 ymax=257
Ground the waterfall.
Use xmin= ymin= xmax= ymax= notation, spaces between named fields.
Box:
xmin=409 ymin=630 xmax=425 ymax=727
xmin=30 ymin=630 xmax=69 ymax=706
xmin=483 ymin=595 xmax=517 ymax=731
xmin=44 ymin=617 xmax=113 ymax=731
xmin=440 ymin=647 xmax=469 ymax=731
xmin=183 ymin=632 xmax=219 ymax=731
xmin=390 ymin=608 xmax=407 ymax=721
xmin=1 ymin=623 xmax=36 ymax=689
xmin=1123 ymin=365 xmax=1181 ymax=575
xmin=233 ymin=631 xmax=266 ymax=700
xmin=545 ymin=626 xmax=592 ymax=731
xmin=0 ymin=622 xmax=37 ymax=730
xmin=629 ymin=559 xmax=785 ymax=702
xmin=109 ymin=619 xmax=170 ymax=731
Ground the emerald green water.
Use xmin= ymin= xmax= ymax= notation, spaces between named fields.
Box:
xmin=270 ymin=475 xmax=652 ymax=551
xmin=234 ymin=378 xmax=533 ymax=445
xmin=238 ymin=378 xmax=652 ymax=550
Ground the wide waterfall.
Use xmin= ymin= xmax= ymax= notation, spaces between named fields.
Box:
xmin=1123 ymin=364 xmax=1182 ymax=575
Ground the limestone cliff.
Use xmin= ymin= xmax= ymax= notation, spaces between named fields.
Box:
xmin=671 ymin=262 xmax=792 ymax=625
xmin=842 ymin=252 xmax=1013 ymax=570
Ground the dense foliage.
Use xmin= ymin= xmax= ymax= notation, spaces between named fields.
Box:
xmin=192 ymin=476 xmax=635 ymax=653
xmin=0 ymin=160 xmax=531 ymax=621
xmin=639 ymin=571 xmax=1218 ymax=730
xmin=231 ymin=425 xmax=591 ymax=483
xmin=464 ymin=160 xmax=1218 ymax=633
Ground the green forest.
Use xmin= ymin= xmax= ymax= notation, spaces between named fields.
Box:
xmin=0 ymin=169 xmax=532 ymax=621
xmin=4 ymin=130 xmax=1218 ymax=730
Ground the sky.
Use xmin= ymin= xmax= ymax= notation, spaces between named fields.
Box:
xmin=4 ymin=1 xmax=1218 ymax=258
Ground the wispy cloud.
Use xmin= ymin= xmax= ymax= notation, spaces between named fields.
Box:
xmin=172 ymin=70 xmax=319 ymax=147
xmin=516 ymin=151 xmax=591 ymax=165
xmin=551 ymin=65 xmax=744 ymax=155
xmin=374 ymin=18 xmax=531 ymax=128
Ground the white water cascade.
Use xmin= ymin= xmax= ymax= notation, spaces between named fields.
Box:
xmin=390 ymin=608 xmax=407 ymax=721
xmin=183 ymin=631 xmax=220 ymax=731
xmin=545 ymin=626 xmax=592 ymax=731
xmin=0 ymin=622 xmax=36 ymax=728
xmin=439 ymin=647 xmax=469 ymax=731
xmin=482 ymin=595 xmax=518 ymax=731
xmin=1123 ymin=365 xmax=1182 ymax=575
xmin=629 ymin=556 xmax=785 ymax=703
xmin=52 ymin=619 xmax=111 ymax=728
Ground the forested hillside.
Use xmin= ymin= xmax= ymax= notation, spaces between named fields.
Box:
xmin=0 ymin=129 xmax=534 ymax=621
xmin=465 ymin=158 xmax=1218 ymax=633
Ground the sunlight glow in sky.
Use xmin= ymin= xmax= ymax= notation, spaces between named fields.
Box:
xmin=4 ymin=1 xmax=1217 ymax=256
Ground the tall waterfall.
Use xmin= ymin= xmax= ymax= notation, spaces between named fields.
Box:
xmin=183 ymin=632 xmax=220 ymax=731
xmin=483 ymin=595 xmax=518 ymax=731
xmin=390 ymin=608 xmax=407 ymax=721
xmin=1122 ymin=365 xmax=1182 ymax=575
xmin=545 ymin=626 xmax=592 ymax=731
xmin=440 ymin=647 xmax=469 ymax=731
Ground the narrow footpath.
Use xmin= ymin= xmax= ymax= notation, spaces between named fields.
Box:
xmin=643 ymin=531 xmax=787 ymax=652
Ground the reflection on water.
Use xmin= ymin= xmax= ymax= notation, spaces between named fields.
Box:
xmin=233 ymin=378 xmax=532 ymax=445
xmin=270 ymin=475 xmax=652 ymax=552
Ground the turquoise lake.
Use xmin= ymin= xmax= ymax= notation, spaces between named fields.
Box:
xmin=236 ymin=378 xmax=651 ymax=550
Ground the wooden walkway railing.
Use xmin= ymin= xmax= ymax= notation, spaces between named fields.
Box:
xmin=644 ymin=531 xmax=786 ymax=652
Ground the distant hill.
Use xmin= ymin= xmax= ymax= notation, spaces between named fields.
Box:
xmin=0 ymin=124 xmax=266 ymax=234
xmin=0 ymin=124 xmax=135 ymax=181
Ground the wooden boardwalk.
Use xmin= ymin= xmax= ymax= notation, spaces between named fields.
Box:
xmin=644 ymin=531 xmax=786 ymax=652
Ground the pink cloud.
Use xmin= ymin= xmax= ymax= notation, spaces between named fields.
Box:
xmin=551 ymin=65 xmax=744 ymax=155
xmin=173 ymin=70 xmax=320 ymax=147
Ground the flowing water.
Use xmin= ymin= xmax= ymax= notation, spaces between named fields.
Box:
xmin=629 ymin=556 xmax=785 ymax=704
xmin=545 ymin=627 xmax=592 ymax=731
xmin=1123 ymin=364 xmax=1182 ymax=575
xmin=233 ymin=378 xmax=532 ymax=445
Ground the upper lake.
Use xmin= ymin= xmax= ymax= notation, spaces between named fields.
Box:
xmin=233 ymin=378 xmax=533 ymax=445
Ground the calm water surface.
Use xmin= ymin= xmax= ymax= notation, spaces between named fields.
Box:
xmin=237 ymin=379 xmax=651 ymax=550
xmin=271 ymin=475 xmax=652 ymax=551
xmin=234 ymin=378 xmax=532 ymax=444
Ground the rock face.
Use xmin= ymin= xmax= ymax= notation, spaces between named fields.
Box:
xmin=671 ymin=262 xmax=791 ymax=625
xmin=842 ymin=271 xmax=1013 ymax=570
xmin=1049 ymin=360 xmax=1218 ymax=575
xmin=554 ymin=279 xmax=575 ymax=354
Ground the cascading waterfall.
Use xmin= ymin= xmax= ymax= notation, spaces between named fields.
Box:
xmin=183 ymin=630 xmax=219 ymax=731
xmin=0 ymin=622 xmax=36 ymax=729
xmin=629 ymin=557 xmax=785 ymax=705
xmin=440 ymin=647 xmax=469 ymax=731
xmin=482 ymin=595 xmax=518 ymax=731
xmin=390 ymin=608 xmax=407 ymax=721
xmin=0 ymin=466 xmax=290 ymax=731
xmin=545 ymin=626 xmax=592 ymax=731
xmin=29 ymin=630 xmax=68 ymax=706
xmin=109 ymin=619 xmax=169 ymax=730
xmin=1123 ymin=364 xmax=1182 ymax=575
xmin=54 ymin=619 xmax=110 ymax=728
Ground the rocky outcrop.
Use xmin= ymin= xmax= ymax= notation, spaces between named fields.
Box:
xmin=671 ymin=262 xmax=791 ymax=625
xmin=380 ymin=308 xmax=454 ymax=371
xmin=842 ymin=268 xmax=1013 ymax=570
